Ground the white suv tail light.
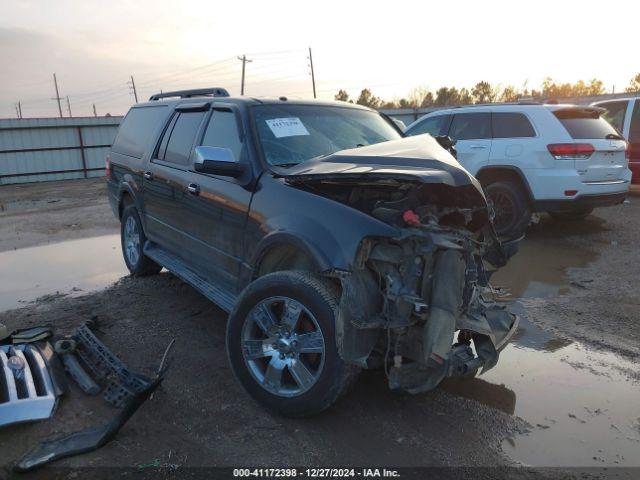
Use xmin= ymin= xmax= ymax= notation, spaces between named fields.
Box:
xmin=547 ymin=143 xmax=595 ymax=160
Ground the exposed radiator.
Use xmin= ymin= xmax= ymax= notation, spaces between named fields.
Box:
xmin=0 ymin=344 xmax=57 ymax=426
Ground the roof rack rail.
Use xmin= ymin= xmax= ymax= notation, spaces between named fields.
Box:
xmin=451 ymin=100 xmax=542 ymax=109
xmin=149 ymin=88 xmax=230 ymax=101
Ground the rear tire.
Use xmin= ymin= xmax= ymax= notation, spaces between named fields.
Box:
xmin=226 ymin=271 xmax=358 ymax=417
xmin=120 ymin=205 xmax=162 ymax=276
xmin=484 ymin=180 xmax=531 ymax=238
xmin=548 ymin=207 xmax=594 ymax=221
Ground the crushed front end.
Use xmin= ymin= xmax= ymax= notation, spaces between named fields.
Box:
xmin=330 ymin=181 xmax=520 ymax=393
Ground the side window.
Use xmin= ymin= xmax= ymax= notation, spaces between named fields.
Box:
xmin=599 ymin=101 xmax=628 ymax=133
xmin=407 ymin=114 xmax=450 ymax=137
xmin=201 ymin=110 xmax=243 ymax=161
xmin=627 ymin=101 xmax=640 ymax=142
xmin=156 ymin=111 xmax=205 ymax=166
xmin=448 ymin=113 xmax=491 ymax=141
xmin=492 ymin=112 xmax=536 ymax=138
xmin=112 ymin=106 xmax=167 ymax=158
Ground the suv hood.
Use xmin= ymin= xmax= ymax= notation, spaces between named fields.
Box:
xmin=278 ymin=134 xmax=482 ymax=191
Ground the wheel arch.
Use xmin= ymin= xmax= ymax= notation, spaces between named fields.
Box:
xmin=476 ymin=166 xmax=534 ymax=205
xmin=250 ymin=234 xmax=327 ymax=280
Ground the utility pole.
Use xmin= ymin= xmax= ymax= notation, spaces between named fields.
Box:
xmin=128 ymin=75 xmax=139 ymax=103
xmin=308 ymin=47 xmax=317 ymax=99
xmin=66 ymin=96 xmax=72 ymax=117
xmin=15 ymin=101 xmax=22 ymax=119
xmin=237 ymin=54 xmax=252 ymax=96
xmin=52 ymin=73 xmax=63 ymax=118
xmin=93 ymin=103 xmax=97 ymax=117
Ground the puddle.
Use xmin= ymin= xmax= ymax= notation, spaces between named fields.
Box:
xmin=0 ymin=235 xmax=127 ymax=311
xmin=443 ymin=233 xmax=640 ymax=467
xmin=491 ymin=230 xmax=597 ymax=299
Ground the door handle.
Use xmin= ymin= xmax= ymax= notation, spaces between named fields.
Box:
xmin=470 ymin=145 xmax=487 ymax=149
xmin=187 ymin=183 xmax=200 ymax=196
xmin=143 ymin=171 xmax=153 ymax=180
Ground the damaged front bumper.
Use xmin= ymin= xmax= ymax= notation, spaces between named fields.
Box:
xmin=333 ymin=225 xmax=519 ymax=394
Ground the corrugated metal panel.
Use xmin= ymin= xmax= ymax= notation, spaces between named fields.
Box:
xmin=0 ymin=116 xmax=123 ymax=185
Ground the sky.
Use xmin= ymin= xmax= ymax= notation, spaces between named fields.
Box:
xmin=0 ymin=0 xmax=638 ymax=118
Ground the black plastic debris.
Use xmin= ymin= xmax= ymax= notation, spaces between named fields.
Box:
xmin=14 ymin=338 xmax=174 ymax=472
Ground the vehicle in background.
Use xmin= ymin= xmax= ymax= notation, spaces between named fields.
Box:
xmin=390 ymin=117 xmax=406 ymax=131
xmin=106 ymin=88 xmax=520 ymax=416
xmin=592 ymin=97 xmax=640 ymax=184
xmin=405 ymin=104 xmax=631 ymax=237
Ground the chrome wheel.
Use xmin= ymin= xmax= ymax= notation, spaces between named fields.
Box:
xmin=241 ymin=296 xmax=325 ymax=398
xmin=123 ymin=215 xmax=140 ymax=267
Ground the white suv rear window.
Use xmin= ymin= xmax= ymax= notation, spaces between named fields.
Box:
xmin=553 ymin=109 xmax=619 ymax=140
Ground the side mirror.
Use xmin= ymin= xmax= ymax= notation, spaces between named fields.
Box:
xmin=434 ymin=135 xmax=458 ymax=159
xmin=193 ymin=146 xmax=246 ymax=178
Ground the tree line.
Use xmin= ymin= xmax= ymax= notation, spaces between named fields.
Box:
xmin=335 ymin=74 xmax=640 ymax=109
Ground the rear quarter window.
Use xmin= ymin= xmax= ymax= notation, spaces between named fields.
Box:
xmin=492 ymin=112 xmax=535 ymax=138
xmin=112 ymin=106 xmax=168 ymax=159
xmin=553 ymin=109 xmax=619 ymax=139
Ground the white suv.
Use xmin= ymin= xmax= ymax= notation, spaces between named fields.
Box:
xmin=405 ymin=104 xmax=631 ymax=237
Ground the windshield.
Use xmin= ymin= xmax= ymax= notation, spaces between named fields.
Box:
xmin=252 ymin=104 xmax=402 ymax=167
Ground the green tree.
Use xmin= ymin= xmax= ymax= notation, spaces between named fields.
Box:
xmin=625 ymin=73 xmax=640 ymax=93
xmin=585 ymin=79 xmax=605 ymax=95
xmin=434 ymin=87 xmax=460 ymax=106
xmin=420 ymin=91 xmax=435 ymax=108
xmin=500 ymin=85 xmax=520 ymax=102
xmin=458 ymin=88 xmax=473 ymax=105
xmin=334 ymin=89 xmax=350 ymax=102
xmin=472 ymin=81 xmax=497 ymax=103
xmin=356 ymin=88 xmax=381 ymax=109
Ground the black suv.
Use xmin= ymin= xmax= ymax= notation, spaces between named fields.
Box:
xmin=107 ymin=88 xmax=519 ymax=416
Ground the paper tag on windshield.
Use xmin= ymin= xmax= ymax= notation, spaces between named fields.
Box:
xmin=265 ymin=117 xmax=310 ymax=138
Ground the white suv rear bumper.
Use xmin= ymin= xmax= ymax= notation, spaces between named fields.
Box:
xmin=526 ymin=167 xmax=631 ymax=212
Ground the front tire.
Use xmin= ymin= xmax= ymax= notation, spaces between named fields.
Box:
xmin=226 ymin=271 xmax=357 ymax=417
xmin=120 ymin=205 xmax=162 ymax=276
xmin=485 ymin=180 xmax=531 ymax=238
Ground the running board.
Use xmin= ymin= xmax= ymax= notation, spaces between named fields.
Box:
xmin=144 ymin=243 xmax=236 ymax=312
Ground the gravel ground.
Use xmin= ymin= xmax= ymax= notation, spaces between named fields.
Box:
xmin=1 ymin=178 xmax=638 ymax=478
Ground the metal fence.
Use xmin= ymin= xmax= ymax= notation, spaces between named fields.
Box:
xmin=0 ymin=92 xmax=636 ymax=185
xmin=0 ymin=116 xmax=123 ymax=185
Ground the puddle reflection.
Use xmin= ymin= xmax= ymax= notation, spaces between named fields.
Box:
xmin=0 ymin=235 xmax=127 ymax=311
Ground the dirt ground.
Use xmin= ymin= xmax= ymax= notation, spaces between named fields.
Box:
xmin=1 ymin=178 xmax=639 ymax=479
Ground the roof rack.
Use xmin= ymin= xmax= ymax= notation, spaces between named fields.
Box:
xmin=452 ymin=100 xmax=542 ymax=109
xmin=149 ymin=88 xmax=230 ymax=101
